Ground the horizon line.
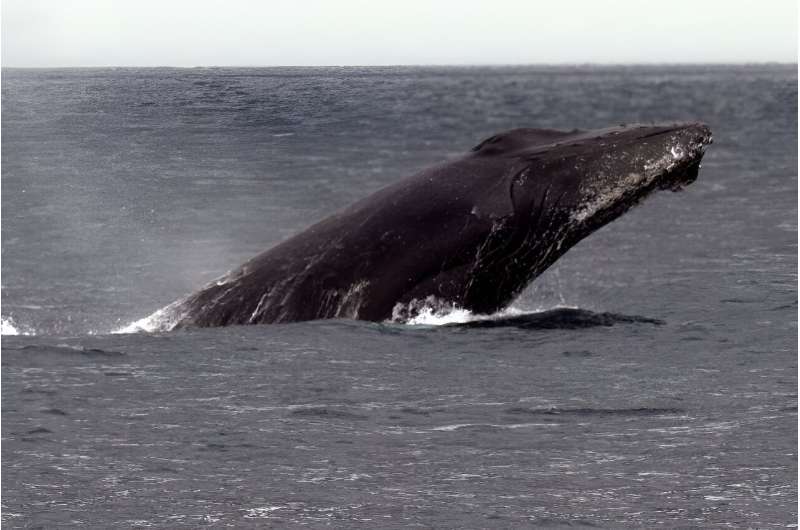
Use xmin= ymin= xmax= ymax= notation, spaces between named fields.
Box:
xmin=2 ymin=61 xmax=797 ymax=69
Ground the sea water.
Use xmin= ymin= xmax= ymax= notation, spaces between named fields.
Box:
xmin=2 ymin=65 xmax=796 ymax=527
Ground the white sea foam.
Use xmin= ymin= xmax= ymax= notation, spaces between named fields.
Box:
xmin=404 ymin=305 xmax=527 ymax=326
xmin=397 ymin=300 xmax=574 ymax=327
xmin=1 ymin=316 xmax=20 ymax=335
xmin=113 ymin=316 xmax=158 ymax=334
xmin=405 ymin=305 xmax=477 ymax=325
xmin=113 ymin=305 xmax=180 ymax=334
xmin=1 ymin=316 xmax=33 ymax=336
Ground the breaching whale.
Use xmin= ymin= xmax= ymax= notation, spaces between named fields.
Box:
xmin=144 ymin=123 xmax=712 ymax=329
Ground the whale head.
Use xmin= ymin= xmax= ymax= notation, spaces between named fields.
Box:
xmin=552 ymin=124 xmax=710 ymax=229
xmin=461 ymin=123 xmax=712 ymax=313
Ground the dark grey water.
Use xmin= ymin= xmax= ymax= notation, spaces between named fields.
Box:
xmin=2 ymin=66 xmax=797 ymax=527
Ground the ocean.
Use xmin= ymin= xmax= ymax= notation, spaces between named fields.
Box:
xmin=2 ymin=65 xmax=797 ymax=527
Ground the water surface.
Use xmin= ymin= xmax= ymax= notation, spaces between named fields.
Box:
xmin=2 ymin=65 xmax=796 ymax=527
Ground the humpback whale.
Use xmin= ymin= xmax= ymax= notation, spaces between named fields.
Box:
xmin=146 ymin=123 xmax=712 ymax=329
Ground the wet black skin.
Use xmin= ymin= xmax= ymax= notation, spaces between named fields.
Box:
xmin=166 ymin=123 xmax=712 ymax=327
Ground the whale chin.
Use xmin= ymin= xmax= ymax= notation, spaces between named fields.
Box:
xmin=661 ymin=159 xmax=702 ymax=192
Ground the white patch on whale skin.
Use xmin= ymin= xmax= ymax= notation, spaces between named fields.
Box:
xmin=318 ymin=280 xmax=370 ymax=320
xmin=571 ymin=171 xmax=648 ymax=223
xmin=248 ymin=292 xmax=271 ymax=324
xmin=571 ymin=141 xmax=686 ymax=224
xmin=334 ymin=280 xmax=370 ymax=318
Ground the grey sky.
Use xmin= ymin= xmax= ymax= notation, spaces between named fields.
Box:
xmin=2 ymin=0 xmax=797 ymax=67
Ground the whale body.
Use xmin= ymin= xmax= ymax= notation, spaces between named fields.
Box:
xmin=147 ymin=123 xmax=712 ymax=329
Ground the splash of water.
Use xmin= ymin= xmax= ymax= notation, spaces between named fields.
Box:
xmin=113 ymin=305 xmax=182 ymax=334
xmin=393 ymin=297 xmax=576 ymax=327
xmin=1 ymin=316 xmax=33 ymax=336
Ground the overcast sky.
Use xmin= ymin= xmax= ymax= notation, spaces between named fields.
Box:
xmin=2 ymin=0 xmax=797 ymax=67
